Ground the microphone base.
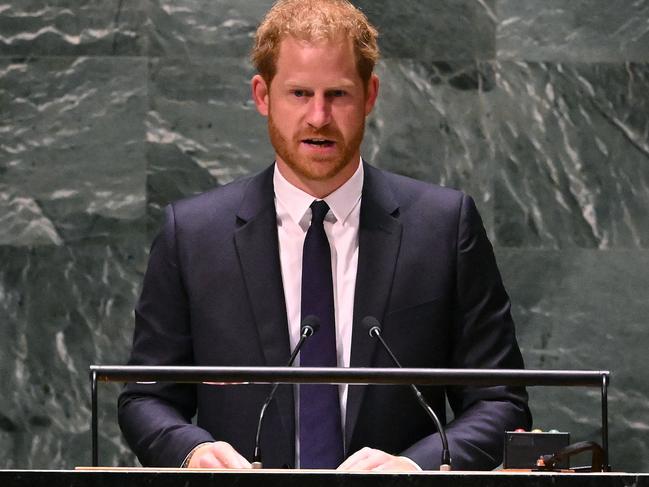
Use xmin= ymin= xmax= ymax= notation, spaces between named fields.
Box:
xmin=251 ymin=462 xmax=263 ymax=469
xmin=440 ymin=464 xmax=452 ymax=471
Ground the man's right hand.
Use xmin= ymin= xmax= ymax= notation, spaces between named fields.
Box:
xmin=186 ymin=441 xmax=252 ymax=469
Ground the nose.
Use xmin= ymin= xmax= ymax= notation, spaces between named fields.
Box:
xmin=305 ymin=93 xmax=331 ymax=130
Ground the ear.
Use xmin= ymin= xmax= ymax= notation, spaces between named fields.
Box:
xmin=364 ymin=74 xmax=380 ymax=116
xmin=251 ymin=74 xmax=270 ymax=116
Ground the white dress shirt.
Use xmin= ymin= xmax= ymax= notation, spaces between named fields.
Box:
xmin=274 ymin=160 xmax=363 ymax=464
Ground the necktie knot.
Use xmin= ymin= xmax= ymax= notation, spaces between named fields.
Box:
xmin=310 ymin=200 xmax=329 ymax=227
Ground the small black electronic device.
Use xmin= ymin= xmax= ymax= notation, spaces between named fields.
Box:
xmin=503 ymin=430 xmax=571 ymax=469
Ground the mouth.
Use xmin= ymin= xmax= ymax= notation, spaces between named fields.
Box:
xmin=301 ymin=138 xmax=336 ymax=148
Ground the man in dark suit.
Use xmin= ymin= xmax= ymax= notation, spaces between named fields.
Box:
xmin=118 ymin=0 xmax=531 ymax=471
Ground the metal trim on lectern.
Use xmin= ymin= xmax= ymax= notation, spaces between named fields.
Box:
xmin=89 ymin=366 xmax=610 ymax=469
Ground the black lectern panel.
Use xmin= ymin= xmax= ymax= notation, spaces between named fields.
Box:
xmin=1 ymin=470 xmax=648 ymax=487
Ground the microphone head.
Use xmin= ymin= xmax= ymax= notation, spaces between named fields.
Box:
xmin=300 ymin=315 xmax=321 ymax=337
xmin=361 ymin=316 xmax=382 ymax=337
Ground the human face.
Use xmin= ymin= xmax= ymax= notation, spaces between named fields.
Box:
xmin=252 ymin=36 xmax=379 ymax=197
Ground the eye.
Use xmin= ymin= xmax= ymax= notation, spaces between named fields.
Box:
xmin=292 ymin=89 xmax=307 ymax=98
xmin=329 ymin=90 xmax=346 ymax=98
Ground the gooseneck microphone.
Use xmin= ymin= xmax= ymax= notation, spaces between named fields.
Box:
xmin=362 ymin=316 xmax=452 ymax=471
xmin=251 ymin=315 xmax=320 ymax=469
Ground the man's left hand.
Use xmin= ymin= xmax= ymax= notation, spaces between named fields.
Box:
xmin=337 ymin=447 xmax=420 ymax=471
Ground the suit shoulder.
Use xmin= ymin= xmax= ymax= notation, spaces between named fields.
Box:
xmin=151 ymin=170 xmax=267 ymax=245
xmin=378 ymin=168 xmax=468 ymax=212
xmin=175 ymin=176 xmax=249 ymax=213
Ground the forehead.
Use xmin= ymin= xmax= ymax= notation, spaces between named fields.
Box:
xmin=273 ymin=35 xmax=361 ymax=85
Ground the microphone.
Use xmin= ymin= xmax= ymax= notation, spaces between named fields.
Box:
xmin=251 ymin=315 xmax=320 ymax=468
xmin=362 ymin=316 xmax=452 ymax=471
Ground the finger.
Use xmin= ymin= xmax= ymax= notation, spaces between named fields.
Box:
xmin=190 ymin=442 xmax=252 ymax=469
xmin=372 ymin=463 xmax=392 ymax=472
xmin=211 ymin=442 xmax=252 ymax=469
xmin=339 ymin=448 xmax=390 ymax=471
xmin=347 ymin=453 xmax=387 ymax=471
xmin=187 ymin=443 xmax=218 ymax=468
xmin=372 ymin=456 xmax=420 ymax=472
xmin=337 ymin=447 xmax=373 ymax=470
xmin=226 ymin=450 xmax=252 ymax=469
xmin=197 ymin=451 xmax=225 ymax=468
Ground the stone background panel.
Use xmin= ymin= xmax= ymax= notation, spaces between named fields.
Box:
xmin=1 ymin=0 xmax=647 ymax=472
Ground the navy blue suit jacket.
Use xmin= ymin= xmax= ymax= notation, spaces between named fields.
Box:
xmin=118 ymin=162 xmax=531 ymax=469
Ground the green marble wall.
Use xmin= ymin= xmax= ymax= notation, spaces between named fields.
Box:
xmin=1 ymin=0 xmax=647 ymax=472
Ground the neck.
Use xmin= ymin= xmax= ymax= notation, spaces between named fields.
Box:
xmin=276 ymin=157 xmax=360 ymax=199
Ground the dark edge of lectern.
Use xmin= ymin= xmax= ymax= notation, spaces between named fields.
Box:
xmin=89 ymin=366 xmax=610 ymax=470
xmin=90 ymin=369 xmax=98 ymax=467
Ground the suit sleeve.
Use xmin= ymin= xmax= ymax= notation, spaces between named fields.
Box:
xmin=117 ymin=205 xmax=215 ymax=467
xmin=401 ymin=194 xmax=532 ymax=470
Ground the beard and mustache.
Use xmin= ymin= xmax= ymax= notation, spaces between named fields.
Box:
xmin=267 ymin=110 xmax=365 ymax=183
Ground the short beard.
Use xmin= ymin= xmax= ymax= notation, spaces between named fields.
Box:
xmin=267 ymin=111 xmax=364 ymax=182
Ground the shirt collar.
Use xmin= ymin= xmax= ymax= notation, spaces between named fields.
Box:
xmin=273 ymin=158 xmax=364 ymax=229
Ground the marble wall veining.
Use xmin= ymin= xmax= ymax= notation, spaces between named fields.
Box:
xmin=489 ymin=62 xmax=649 ymax=248
xmin=1 ymin=0 xmax=647 ymax=472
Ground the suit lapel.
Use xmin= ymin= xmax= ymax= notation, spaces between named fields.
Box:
xmin=345 ymin=163 xmax=402 ymax=451
xmin=232 ymin=163 xmax=402 ymax=458
xmin=233 ymin=165 xmax=295 ymax=462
